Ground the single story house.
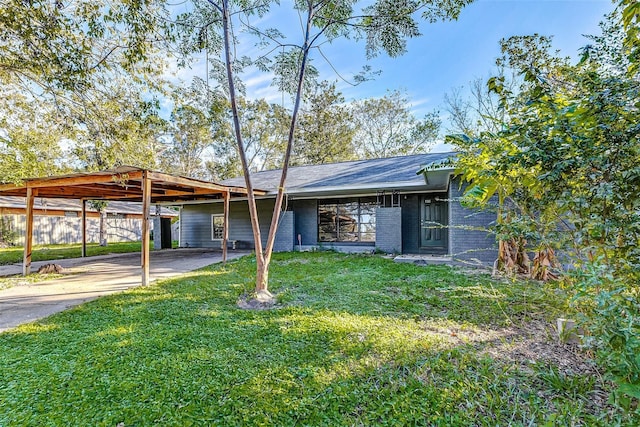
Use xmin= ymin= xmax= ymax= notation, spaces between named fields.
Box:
xmin=0 ymin=196 xmax=177 ymax=246
xmin=177 ymin=152 xmax=497 ymax=264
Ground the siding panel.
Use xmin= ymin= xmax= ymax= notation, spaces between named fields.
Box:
xmin=5 ymin=215 xmax=142 ymax=245
xmin=181 ymin=200 xmax=276 ymax=249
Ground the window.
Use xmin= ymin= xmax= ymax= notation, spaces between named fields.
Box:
xmin=211 ymin=214 xmax=224 ymax=239
xmin=318 ymin=198 xmax=376 ymax=242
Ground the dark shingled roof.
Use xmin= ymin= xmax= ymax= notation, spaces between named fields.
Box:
xmin=222 ymin=152 xmax=456 ymax=196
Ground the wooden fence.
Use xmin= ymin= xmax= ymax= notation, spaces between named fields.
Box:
xmin=3 ymin=215 xmax=143 ymax=245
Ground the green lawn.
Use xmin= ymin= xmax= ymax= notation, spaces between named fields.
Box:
xmin=0 ymin=241 xmax=144 ymax=265
xmin=0 ymin=252 xmax=634 ymax=425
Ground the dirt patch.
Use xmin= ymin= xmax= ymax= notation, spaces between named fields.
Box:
xmin=475 ymin=320 xmax=613 ymax=416
xmin=423 ymin=319 xmax=597 ymax=376
xmin=420 ymin=319 xmax=611 ymax=415
xmin=237 ymin=290 xmax=278 ymax=310
xmin=473 ymin=320 xmax=596 ymax=376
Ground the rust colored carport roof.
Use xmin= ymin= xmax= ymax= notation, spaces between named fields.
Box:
xmin=0 ymin=166 xmax=262 ymax=285
xmin=0 ymin=166 xmax=262 ymax=202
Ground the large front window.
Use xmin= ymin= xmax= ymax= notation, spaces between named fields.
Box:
xmin=318 ymin=198 xmax=376 ymax=242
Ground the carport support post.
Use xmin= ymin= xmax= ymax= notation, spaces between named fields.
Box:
xmin=23 ymin=187 xmax=35 ymax=276
xmin=222 ymin=191 xmax=230 ymax=262
xmin=141 ymin=171 xmax=151 ymax=286
xmin=81 ymin=199 xmax=87 ymax=257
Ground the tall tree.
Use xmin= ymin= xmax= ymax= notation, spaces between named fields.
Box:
xmin=444 ymin=73 xmax=516 ymax=137
xmin=177 ymin=0 xmax=473 ymax=298
xmin=159 ymin=79 xmax=223 ymax=179
xmin=352 ymin=89 xmax=440 ymax=158
xmin=293 ymin=80 xmax=356 ymax=165
xmin=0 ymin=0 xmax=172 ymax=179
xmin=166 ymin=104 xmax=212 ymax=178
xmin=207 ymin=97 xmax=290 ymax=180
xmin=0 ymin=90 xmax=71 ymax=182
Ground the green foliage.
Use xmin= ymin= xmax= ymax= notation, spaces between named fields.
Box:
xmin=0 ymin=0 xmax=171 ymax=96
xmin=0 ymin=92 xmax=73 ymax=183
xmin=2 ymin=252 xmax=634 ymax=425
xmin=87 ymin=200 xmax=108 ymax=212
xmin=293 ymin=81 xmax=357 ymax=165
xmin=0 ymin=216 xmax=17 ymax=247
xmin=204 ymin=96 xmax=291 ymax=179
xmin=0 ymin=0 xmax=172 ymax=182
xmin=620 ymin=0 xmax=640 ymax=74
xmin=450 ymin=10 xmax=640 ymax=410
xmin=571 ymin=260 xmax=640 ymax=411
xmin=159 ymin=79 xmax=225 ymax=179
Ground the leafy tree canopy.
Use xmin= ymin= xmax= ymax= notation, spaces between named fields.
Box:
xmin=353 ymin=89 xmax=440 ymax=158
xmin=0 ymin=0 xmax=173 ymax=181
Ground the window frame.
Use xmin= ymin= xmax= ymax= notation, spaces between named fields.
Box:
xmin=317 ymin=197 xmax=377 ymax=243
xmin=211 ymin=214 xmax=225 ymax=240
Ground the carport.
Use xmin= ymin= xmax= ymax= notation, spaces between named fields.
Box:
xmin=0 ymin=167 xmax=259 ymax=285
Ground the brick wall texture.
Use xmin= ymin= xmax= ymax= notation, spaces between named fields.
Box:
xmin=376 ymin=207 xmax=402 ymax=253
xmin=448 ymin=179 xmax=498 ymax=265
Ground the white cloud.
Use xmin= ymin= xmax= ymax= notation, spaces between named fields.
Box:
xmin=243 ymin=72 xmax=274 ymax=90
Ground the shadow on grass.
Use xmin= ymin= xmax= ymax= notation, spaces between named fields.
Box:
xmin=0 ymin=253 xmax=624 ymax=426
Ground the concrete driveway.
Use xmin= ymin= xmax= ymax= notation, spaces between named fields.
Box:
xmin=0 ymin=248 xmax=249 ymax=333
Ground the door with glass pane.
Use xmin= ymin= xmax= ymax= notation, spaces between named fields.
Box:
xmin=420 ymin=195 xmax=448 ymax=252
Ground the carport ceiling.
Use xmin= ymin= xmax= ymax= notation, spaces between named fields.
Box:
xmin=0 ymin=166 xmax=262 ymax=203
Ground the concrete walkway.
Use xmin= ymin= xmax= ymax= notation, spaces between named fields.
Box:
xmin=0 ymin=248 xmax=249 ymax=333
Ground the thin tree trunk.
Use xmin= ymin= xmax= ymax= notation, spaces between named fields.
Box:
xmin=262 ymin=2 xmax=314 ymax=278
xmin=99 ymin=208 xmax=107 ymax=246
xmin=218 ymin=0 xmax=315 ymax=294
xmin=220 ymin=0 xmax=267 ymax=292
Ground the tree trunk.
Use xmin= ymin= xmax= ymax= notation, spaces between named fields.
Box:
xmin=531 ymin=247 xmax=558 ymax=281
xmin=220 ymin=0 xmax=313 ymax=295
xmin=256 ymin=257 xmax=269 ymax=292
xmin=221 ymin=0 xmax=265 ymax=292
xmin=261 ymin=1 xmax=314 ymax=283
xmin=99 ymin=209 xmax=107 ymax=246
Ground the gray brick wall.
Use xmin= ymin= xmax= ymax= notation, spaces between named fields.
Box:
xmin=274 ymin=211 xmax=294 ymax=252
xmin=291 ymin=199 xmax=317 ymax=245
xmin=448 ymin=179 xmax=497 ymax=265
xmin=376 ymin=207 xmax=402 ymax=253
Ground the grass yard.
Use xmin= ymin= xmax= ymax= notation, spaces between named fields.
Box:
xmin=0 ymin=252 xmax=635 ymax=426
xmin=0 ymin=241 xmax=145 ymax=265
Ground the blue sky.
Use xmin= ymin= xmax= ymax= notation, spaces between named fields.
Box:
xmin=347 ymin=0 xmax=614 ymax=113
xmin=174 ymin=0 xmax=615 ymax=148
